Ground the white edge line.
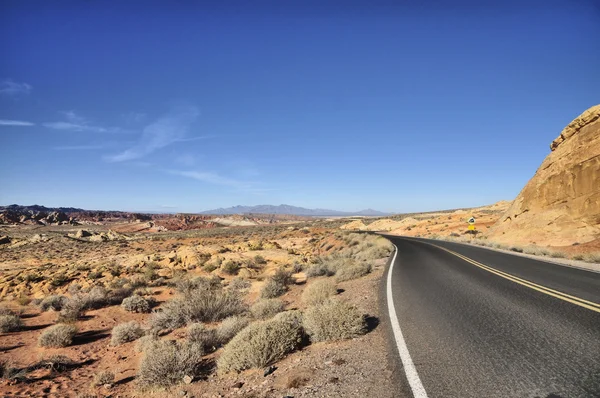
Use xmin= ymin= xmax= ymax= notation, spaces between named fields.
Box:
xmin=387 ymin=244 xmax=429 ymax=398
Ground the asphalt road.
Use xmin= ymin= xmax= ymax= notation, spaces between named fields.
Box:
xmin=384 ymin=236 xmax=600 ymax=398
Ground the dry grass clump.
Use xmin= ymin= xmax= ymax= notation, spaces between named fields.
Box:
xmin=121 ymin=295 xmax=153 ymax=313
xmin=251 ymin=299 xmax=285 ymax=320
xmin=111 ymin=321 xmax=144 ymax=346
xmin=217 ymin=312 xmax=303 ymax=372
xmin=38 ymin=324 xmax=78 ymax=348
xmin=0 ymin=314 xmax=23 ymax=333
xmin=135 ymin=334 xmax=159 ymax=353
xmin=583 ymin=252 xmax=600 ymax=263
xmin=149 ymin=288 xmax=247 ymax=332
xmin=187 ymin=323 xmax=219 ymax=351
xmin=305 ymin=262 xmax=336 ymax=278
xmin=92 ymin=370 xmax=115 ymax=387
xmin=302 ymin=279 xmax=337 ymax=306
xmin=137 ymin=340 xmax=204 ymax=388
xmin=260 ymin=278 xmax=287 ymax=299
xmin=303 ymin=299 xmax=366 ymax=342
xmin=39 ymin=295 xmax=67 ymax=312
xmin=57 ymin=295 xmax=87 ymax=322
xmin=215 ymin=316 xmax=250 ymax=344
xmin=335 ymin=262 xmax=372 ymax=282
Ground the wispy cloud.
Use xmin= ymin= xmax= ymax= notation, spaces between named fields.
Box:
xmin=0 ymin=79 xmax=32 ymax=96
xmin=105 ymin=105 xmax=200 ymax=162
xmin=43 ymin=110 xmax=128 ymax=134
xmin=0 ymin=119 xmax=35 ymax=126
xmin=169 ymin=170 xmax=249 ymax=188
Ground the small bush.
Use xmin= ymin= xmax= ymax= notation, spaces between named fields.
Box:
xmin=271 ymin=268 xmax=294 ymax=286
xmin=111 ymin=321 xmax=144 ymax=346
xmin=92 ymin=370 xmax=115 ymax=387
xmin=335 ymin=263 xmax=372 ymax=282
xmin=39 ymin=295 xmax=67 ymax=312
xmin=302 ymin=279 xmax=337 ymax=306
xmin=0 ymin=314 xmax=23 ymax=333
xmin=187 ymin=323 xmax=219 ymax=351
xmin=216 ymin=316 xmax=250 ymax=344
xmin=121 ymin=295 xmax=152 ymax=313
xmin=260 ymin=278 xmax=287 ymax=299
xmin=137 ymin=340 xmax=204 ymax=388
xmin=229 ymin=277 xmax=251 ymax=291
xmin=251 ymin=299 xmax=285 ymax=320
xmin=549 ymin=251 xmax=566 ymax=258
xmin=57 ymin=295 xmax=87 ymax=322
xmin=85 ymin=286 xmax=108 ymax=309
xmin=38 ymin=324 xmax=78 ymax=348
xmin=253 ymin=255 xmax=267 ymax=265
xmin=36 ymin=355 xmax=75 ymax=372
xmin=303 ymin=299 xmax=366 ymax=342
xmin=221 ymin=260 xmax=240 ymax=275
xmin=149 ymin=289 xmax=247 ymax=332
xmin=305 ymin=263 xmax=335 ymax=278
xmin=584 ymin=252 xmax=600 ymax=263
xmin=135 ymin=334 xmax=159 ymax=353
xmin=217 ymin=314 xmax=303 ymax=372
xmin=106 ymin=287 xmax=134 ymax=305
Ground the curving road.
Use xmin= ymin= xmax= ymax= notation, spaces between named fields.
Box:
xmin=384 ymin=236 xmax=600 ymax=398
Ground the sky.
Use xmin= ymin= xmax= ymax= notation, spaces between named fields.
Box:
xmin=1 ymin=0 xmax=599 ymax=213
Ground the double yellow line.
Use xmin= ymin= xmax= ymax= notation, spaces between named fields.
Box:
xmin=422 ymin=241 xmax=600 ymax=313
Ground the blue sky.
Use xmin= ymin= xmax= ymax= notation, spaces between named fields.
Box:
xmin=1 ymin=1 xmax=599 ymax=213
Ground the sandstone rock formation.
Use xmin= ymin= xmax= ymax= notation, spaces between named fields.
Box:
xmin=487 ymin=105 xmax=600 ymax=247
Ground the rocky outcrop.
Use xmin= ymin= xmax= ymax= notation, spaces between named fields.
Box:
xmin=488 ymin=105 xmax=600 ymax=246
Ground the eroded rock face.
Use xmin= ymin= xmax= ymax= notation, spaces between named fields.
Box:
xmin=488 ymin=105 xmax=600 ymax=246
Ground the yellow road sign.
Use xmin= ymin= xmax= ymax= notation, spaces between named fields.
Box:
xmin=468 ymin=225 xmax=476 ymax=231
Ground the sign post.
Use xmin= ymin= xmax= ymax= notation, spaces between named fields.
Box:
xmin=467 ymin=217 xmax=476 ymax=233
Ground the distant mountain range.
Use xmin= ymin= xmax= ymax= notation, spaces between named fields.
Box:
xmin=200 ymin=204 xmax=389 ymax=217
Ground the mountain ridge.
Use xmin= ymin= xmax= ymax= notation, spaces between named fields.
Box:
xmin=200 ymin=204 xmax=389 ymax=217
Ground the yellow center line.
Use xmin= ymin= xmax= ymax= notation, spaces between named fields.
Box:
xmin=414 ymin=240 xmax=600 ymax=314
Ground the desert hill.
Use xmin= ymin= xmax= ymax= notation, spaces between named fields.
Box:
xmin=488 ymin=105 xmax=600 ymax=246
xmin=201 ymin=204 xmax=389 ymax=217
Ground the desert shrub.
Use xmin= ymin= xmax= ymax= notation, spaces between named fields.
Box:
xmin=111 ymin=321 xmax=144 ymax=346
xmin=583 ymin=252 xmax=600 ymax=263
xmin=106 ymin=287 xmax=134 ymax=305
xmin=85 ymin=286 xmax=108 ymax=309
xmin=253 ymin=255 xmax=267 ymax=265
xmin=187 ymin=323 xmax=219 ymax=351
xmin=35 ymin=354 xmax=75 ymax=372
xmin=221 ymin=260 xmax=240 ymax=275
xmin=292 ymin=262 xmax=304 ymax=273
xmin=549 ymin=251 xmax=566 ymax=258
xmin=0 ymin=314 xmax=23 ymax=333
xmin=229 ymin=277 xmax=251 ymax=291
xmin=335 ymin=262 xmax=372 ymax=282
xmin=121 ymin=295 xmax=152 ymax=313
xmin=92 ymin=370 xmax=115 ymax=387
xmin=50 ymin=273 xmax=69 ymax=287
xmin=303 ymin=299 xmax=366 ymax=342
xmin=302 ymin=279 xmax=337 ymax=306
xmin=216 ymin=316 xmax=250 ymax=344
xmin=272 ymin=267 xmax=294 ymax=286
xmin=57 ymin=295 xmax=87 ymax=322
xmin=39 ymin=295 xmax=67 ymax=312
xmin=260 ymin=278 xmax=286 ymax=299
xmin=1 ymin=359 xmax=27 ymax=381
xmin=137 ymin=340 xmax=204 ymax=388
xmin=251 ymin=299 xmax=285 ymax=320
xmin=149 ymin=289 xmax=247 ymax=332
xmin=175 ymin=276 xmax=222 ymax=295
xmin=305 ymin=262 xmax=335 ymax=278
xmin=217 ymin=314 xmax=303 ymax=372
xmin=135 ymin=334 xmax=159 ymax=353
xmin=509 ymin=246 xmax=524 ymax=253
xmin=38 ymin=324 xmax=78 ymax=348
